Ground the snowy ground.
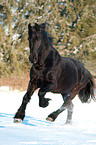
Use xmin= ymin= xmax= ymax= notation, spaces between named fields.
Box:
xmin=0 ymin=86 xmax=96 ymax=145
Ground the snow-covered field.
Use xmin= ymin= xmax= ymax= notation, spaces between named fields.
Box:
xmin=0 ymin=86 xmax=96 ymax=145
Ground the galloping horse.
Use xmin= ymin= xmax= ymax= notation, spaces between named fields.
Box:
xmin=14 ymin=23 xmax=95 ymax=124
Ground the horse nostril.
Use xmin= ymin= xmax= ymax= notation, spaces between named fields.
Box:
xmin=34 ymin=57 xmax=37 ymax=63
xmin=29 ymin=55 xmax=38 ymax=63
xmin=33 ymin=55 xmax=37 ymax=63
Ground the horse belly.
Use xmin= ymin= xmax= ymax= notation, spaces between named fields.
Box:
xmin=57 ymin=64 xmax=78 ymax=93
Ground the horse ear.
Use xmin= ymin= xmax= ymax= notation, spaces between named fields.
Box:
xmin=28 ymin=23 xmax=32 ymax=30
xmin=35 ymin=23 xmax=40 ymax=31
xmin=41 ymin=23 xmax=46 ymax=30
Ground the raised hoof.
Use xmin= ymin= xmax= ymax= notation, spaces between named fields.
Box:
xmin=39 ymin=98 xmax=51 ymax=108
xmin=14 ymin=118 xmax=22 ymax=123
xmin=46 ymin=117 xmax=54 ymax=122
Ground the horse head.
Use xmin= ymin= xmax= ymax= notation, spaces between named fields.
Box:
xmin=28 ymin=23 xmax=46 ymax=64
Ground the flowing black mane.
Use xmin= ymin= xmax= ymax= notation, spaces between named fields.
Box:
xmin=14 ymin=23 xmax=95 ymax=124
xmin=46 ymin=32 xmax=54 ymax=44
xmin=30 ymin=23 xmax=53 ymax=43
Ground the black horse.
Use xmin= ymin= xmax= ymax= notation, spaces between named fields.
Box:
xmin=14 ymin=23 xmax=95 ymax=124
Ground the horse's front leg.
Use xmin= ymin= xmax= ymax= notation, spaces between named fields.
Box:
xmin=38 ymin=83 xmax=54 ymax=108
xmin=14 ymin=80 xmax=37 ymax=123
xmin=38 ymin=89 xmax=51 ymax=108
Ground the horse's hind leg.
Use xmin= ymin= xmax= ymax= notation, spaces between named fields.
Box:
xmin=65 ymin=101 xmax=74 ymax=124
xmin=46 ymin=92 xmax=75 ymax=124
xmin=46 ymin=100 xmax=73 ymax=123
xmin=46 ymin=102 xmax=66 ymax=122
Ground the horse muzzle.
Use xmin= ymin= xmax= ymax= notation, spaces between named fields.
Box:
xmin=33 ymin=55 xmax=38 ymax=64
xmin=29 ymin=55 xmax=38 ymax=64
xmin=29 ymin=55 xmax=33 ymax=63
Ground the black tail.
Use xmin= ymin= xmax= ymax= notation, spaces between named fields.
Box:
xmin=78 ymin=71 xmax=96 ymax=103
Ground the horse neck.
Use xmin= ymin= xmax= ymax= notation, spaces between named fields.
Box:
xmin=42 ymin=30 xmax=51 ymax=49
xmin=38 ymin=31 xmax=52 ymax=65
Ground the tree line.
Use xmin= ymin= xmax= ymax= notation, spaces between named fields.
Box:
xmin=0 ymin=0 xmax=96 ymax=77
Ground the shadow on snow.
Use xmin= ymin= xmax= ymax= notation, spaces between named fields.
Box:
xmin=0 ymin=113 xmax=52 ymax=127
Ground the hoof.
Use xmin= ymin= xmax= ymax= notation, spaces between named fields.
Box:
xmin=46 ymin=117 xmax=54 ymax=122
xmin=39 ymin=98 xmax=51 ymax=108
xmin=14 ymin=118 xmax=22 ymax=123
xmin=65 ymin=120 xmax=72 ymax=125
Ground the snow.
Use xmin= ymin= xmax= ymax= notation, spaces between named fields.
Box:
xmin=0 ymin=86 xmax=96 ymax=145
